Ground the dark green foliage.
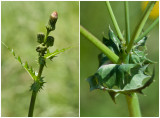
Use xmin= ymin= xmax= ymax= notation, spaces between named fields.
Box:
xmin=98 ymin=27 xmax=122 ymax=67
xmin=87 ymin=27 xmax=155 ymax=103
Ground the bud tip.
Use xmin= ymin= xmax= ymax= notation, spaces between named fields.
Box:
xmin=51 ymin=11 xmax=58 ymax=19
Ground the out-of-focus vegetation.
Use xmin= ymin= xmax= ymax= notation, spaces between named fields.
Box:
xmin=80 ymin=1 xmax=158 ymax=117
xmin=2 ymin=1 xmax=79 ymax=117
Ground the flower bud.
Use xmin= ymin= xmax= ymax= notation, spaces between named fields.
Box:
xmin=46 ymin=11 xmax=58 ymax=32
xmin=46 ymin=36 xmax=54 ymax=47
xmin=37 ymin=33 xmax=45 ymax=44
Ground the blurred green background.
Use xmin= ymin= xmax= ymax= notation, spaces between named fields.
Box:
xmin=80 ymin=1 xmax=159 ymax=117
xmin=2 ymin=1 xmax=79 ymax=117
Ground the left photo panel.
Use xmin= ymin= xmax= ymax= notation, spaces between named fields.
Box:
xmin=1 ymin=1 xmax=79 ymax=117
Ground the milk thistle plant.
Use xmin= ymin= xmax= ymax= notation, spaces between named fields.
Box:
xmin=80 ymin=1 xmax=158 ymax=117
xmin=3 ymin=11 xmax=71 ymax=117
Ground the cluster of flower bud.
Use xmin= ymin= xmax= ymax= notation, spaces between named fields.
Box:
xmin=36 ymin=11 xmax=57 ymax=54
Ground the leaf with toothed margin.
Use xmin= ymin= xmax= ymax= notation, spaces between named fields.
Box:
xmin=44 ymin=47 xmax=72 ymax=60
xmin=87 ymin=63 xmax=155 ymax=103
xmin=98 ymin=27 xmax=121 ymax=67
xmin=2 ymin=42 xmax=37 ymax=81
xmin=96 ymin=64 xmax=137 ymax=89
xmin=100 ymin=68 xmax=154 ymax=95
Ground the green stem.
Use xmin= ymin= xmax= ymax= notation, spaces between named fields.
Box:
xmin=106 ymin=1 xmax=125 ymax=43
xmin=126 ymin=93 xmax=141 ymax=117
xmin=44 ymin=30 xmax=50 ymax=44
xmin=80 ymin=25 xmax=119 ymax=64
xmin=127 ymin=1 xmax=156 ymax=53
xmin=135 ymin=17 xmax=159 ymax=43
xmin=125 ymin=1 xmax=130 ymax=45
xmin=28 ymin=64 xmax=44 ymax=117
xmin=28 ymin=91 xmax=37 ymax=117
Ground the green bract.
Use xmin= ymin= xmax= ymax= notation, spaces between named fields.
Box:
xmin=87 ymin=27 xmax=155 ymax=103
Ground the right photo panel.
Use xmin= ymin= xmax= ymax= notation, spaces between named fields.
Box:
xmin=80 ymin=1 xmax=159 ymax=117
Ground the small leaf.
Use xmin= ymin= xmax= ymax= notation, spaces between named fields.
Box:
xmin=44 ymin=47 xmax=72 ymax=59
xmin=134 ymin=36 xmax=147 ymax=48
xmin=17 ymin=56 xmax=22 ymax=64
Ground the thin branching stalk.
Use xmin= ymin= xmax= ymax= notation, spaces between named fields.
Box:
xmin=105 ymin=1 xmax=125 ymax=43
xmin=80 ymin=25 xmax=119 ymax=64
xmin=135 ymin=17 xmax=159 ymax=43
xmin=127 ymin=1 xmax=156 ymax=53
xmin=125 ymin=1 xmax=130 ymax=45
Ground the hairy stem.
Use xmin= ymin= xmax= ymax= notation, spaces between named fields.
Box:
xmin=126 ymin=93 xmax=141 ymax=117
xmin=80 ymin=25 xmax=119 ymax=64
xmin=106 ymin=1 xmax=125 ymax=43
xmin=127 ymin=1 xmax=156 ymax=53
xmin=28 ymin=64 xmax=44 ymax=117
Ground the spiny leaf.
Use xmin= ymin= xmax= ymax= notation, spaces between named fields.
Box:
xmin=87 ymin=75 xmax=100 ymax=91
xmin=130 ymin=49 xmax=156 ymax=65
xmin=30 ymin=77 xmax=46 ymax=92
xmin=2 ymin=42 xmax=37 ymax=81
xmin=98 ymin=28 xmax=121 ymax=67
xmin=87 ymin=63 xmax=155 ymax=103
xmin=134 ymin=36 xmax=147 ymax=48
xmin=99 ymin=68 xmax=154 ymax=95
xmin=44 ymin=47 xmax=72 ymax=59
xmin=108 ymin=26 xmax=121 ymax=51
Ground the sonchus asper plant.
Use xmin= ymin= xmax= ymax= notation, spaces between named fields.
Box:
xmin=3 ymin=11 xmax=71 ymax=117
xmin=80 ymin=1 xmax=158 ymax=117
